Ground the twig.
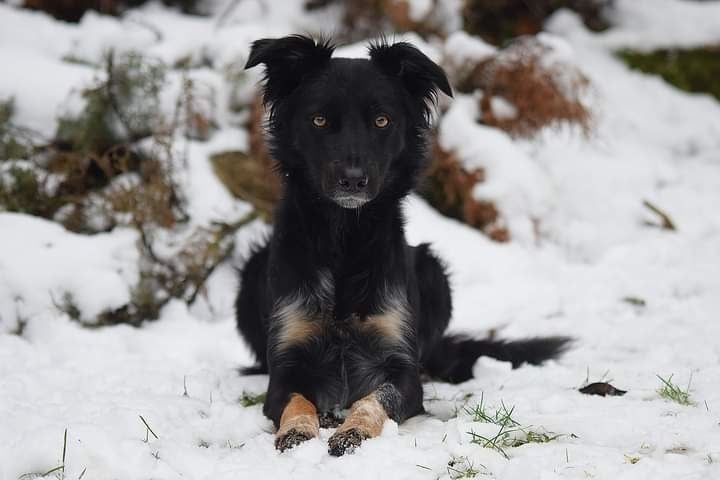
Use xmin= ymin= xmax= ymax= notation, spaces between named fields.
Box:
xmin=643 ymin=199 xmax=676 ymax=231
xmin=139 ymin=415 xmax=159 ymax=441
xmin=42 ymin=428 xmax=68 ymax=478
xmin=185 ymin=212 xmax=259 ymax=304
xmin=103 ymin=51 xmax=153 ymax=143
xmin=62 ymin=428 xmax=67 ymax=476
xmin=127 ymin=17 xmax=163 ymax=42
xmin=215 ymin=0 xmax=242 ymax=29
xmin=42 ymin=465 xmax=65 ymax=477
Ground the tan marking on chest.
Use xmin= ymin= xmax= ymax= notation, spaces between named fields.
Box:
xmin=358 ymin=304 xmax=408 ymax=345
xmin=274 ymin=300 xmax=322 ymax=351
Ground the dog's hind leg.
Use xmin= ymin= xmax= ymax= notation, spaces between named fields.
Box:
xmin=411 ymin=243 xmax=453 ymax=361
xmin=235 ymin=245 xmax=271 ymax=374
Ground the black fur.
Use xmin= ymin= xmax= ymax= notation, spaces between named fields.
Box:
xmin=236 ymin=35 xmax=570 ymax=433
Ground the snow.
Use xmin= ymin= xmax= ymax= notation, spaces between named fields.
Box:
xmin=588 ymin=0 xmax=720 ymax=51
xmin=406 ymin=0 xmax=434 ymax=23
xmin=0 ymin=214 xmax=139 ymax=332
xmin=1 ymin=1 xmax=720 ymax=479
xmin=439 ymin=97 xmax=553 ymax=242
xmin=442 ymin=30 xmax=496 ymax=85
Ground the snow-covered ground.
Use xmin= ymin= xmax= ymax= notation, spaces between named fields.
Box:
xmin=1 ymin=1 xmax=720 ymax=479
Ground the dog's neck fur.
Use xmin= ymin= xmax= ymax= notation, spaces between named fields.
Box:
xmin=272 ymin=176 xmax=409 ymax=319
xmin=279 ymin=178 xmax=406 ymax=257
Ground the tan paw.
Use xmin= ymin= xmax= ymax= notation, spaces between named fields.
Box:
xmin=327 ymin=428 xmax=368 ymax=456
xmin=275 ymin=428 xmax=314 ymax=452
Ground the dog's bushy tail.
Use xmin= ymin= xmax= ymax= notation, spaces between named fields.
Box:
xmin=422 ymin=335 xmax=572 ymax=384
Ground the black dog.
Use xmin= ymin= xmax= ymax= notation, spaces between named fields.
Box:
xmin=236 ymin=35 xmax=569 ymax=456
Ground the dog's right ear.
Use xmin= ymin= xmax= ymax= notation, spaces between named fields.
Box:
xmin=368 ymin=40 xmax=452 ymax=123
xmin=245 ymin=35 xmax=334 ymax=105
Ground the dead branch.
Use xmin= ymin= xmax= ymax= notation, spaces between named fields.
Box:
xmin=642 ymin=199 xmax=676 ymax=231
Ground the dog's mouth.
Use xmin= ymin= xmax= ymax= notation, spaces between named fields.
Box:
xmin=332 ymin=194 xmax=370 ymax=209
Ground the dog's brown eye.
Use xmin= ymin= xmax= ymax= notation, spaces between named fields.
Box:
xmin=374 ymin=115 xmax=390 ymax=128
xmin=312 ymin=115 xmax=327 ymax=128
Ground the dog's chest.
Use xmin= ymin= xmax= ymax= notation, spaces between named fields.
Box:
xmin=311 ymin=318 xmax=395 ymax=412
xmin=274 ymin=271 xmax=409 ymax=411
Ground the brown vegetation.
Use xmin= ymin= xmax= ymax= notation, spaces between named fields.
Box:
xmin=211 ymin=94 xmax=281 ymax=221
xmin=462 ymin=0 xmax=613 ymax=45
xmin=305 ymin=0 xmax=447 ymax=41
xmin=456 ymin=37 xmax=591 ymax=137
xmin=1 ymin=50 xmax=241 ymax=327
xmin=23 ymin=0 xmax=202 ymax=22
xmin=421 ymin=141 xmax=509 ymax=242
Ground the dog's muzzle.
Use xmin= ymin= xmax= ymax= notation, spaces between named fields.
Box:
xmin=333 ymin=194 xmax=369 ymax=209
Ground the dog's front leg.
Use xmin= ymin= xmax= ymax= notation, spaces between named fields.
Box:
xmin=328 ymin=380 xmax=420 ymax=456
xmin=273 ymin=393 xmax=320 ymax=452
xmin=327 ymin=391 xmax=388 ymax=456
xmin=264 ymin=288 xmax=327 ymax=452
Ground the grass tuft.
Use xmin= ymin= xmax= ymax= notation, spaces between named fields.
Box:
xmin=29 ymin=428 xmax=68 ymax=479
xmin=464 ymin=393 xmax=519 ymax=428
xmin=657 ymin=374 xmax=693 ymax=406
xmin=239 ymin=391 xmax=266 ymax=407
xmin=465 ymin=397 xmax=562 ymax=459
xmin=447 ymin=455 xmax=486 ymax=479
xmin=618 ymin=47 xmax=720 ymax=101
xmin=510 ymin=430 xmax=562 ymax=447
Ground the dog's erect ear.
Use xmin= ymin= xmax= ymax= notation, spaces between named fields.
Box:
xmin=368 ymin=41 xmax=453 ymax=117
xmin=245 ymin=35 xmax=334 ymax=104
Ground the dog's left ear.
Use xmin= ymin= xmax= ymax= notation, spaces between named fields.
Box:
xmin=245 ymin=35 xmax=335 ymax=105
xmin=369 ymin=41 xmax=453 ymax=114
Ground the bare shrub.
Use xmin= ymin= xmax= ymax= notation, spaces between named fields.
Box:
xmin=458 ymin=37 xmax=591 ymax=137
xmin=23 ymin=0 xmax=203 ymax=22
xmin=1 ymin=50 xmax=236 ymax=326
xmin=305 ymin=0 xmax=448 ymax=41
xmin=211 ymin=93 xmax=281 ymax=221
xmin=462 ymin=0 xmax=613 ymax=45
xmin=421 ymin=140 xmax=510 ymax=242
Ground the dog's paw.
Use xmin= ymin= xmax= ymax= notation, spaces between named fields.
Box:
xmin=275 ymin=428 xmax=313 ymax=452
xmin=327 ymin=428 xmax=368 ymax=456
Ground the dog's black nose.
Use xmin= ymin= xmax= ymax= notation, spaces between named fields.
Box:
xmin=338 ymin=167 xmax=368 ymax=193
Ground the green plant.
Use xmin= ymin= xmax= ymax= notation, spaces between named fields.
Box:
xmin=657 ymin=374 xmax=694 ymax=406
xmin=465 ymin=398 xmax=563 ymax=459
xmin=239 ymin=391 xmax=267 ymax=407
xmin=0 ymin=98 xmax=38 ymax=161
xmin=447 ymin=455 xmax=486 ymax=478
xmin=18 ymin=428 xmax=68 ymax=480
xmin=619 ymin=47 xmax=720 ymax=101
xmin=464 ymin=393 xmax=520 ymax=428
xmin=55 ymin=51 xmax=166 ymax=155
xmin=0 ymin=165 xmax=63 ymax=216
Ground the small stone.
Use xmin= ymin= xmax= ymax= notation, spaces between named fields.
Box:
xmin=579 ymin=382 xmax=627 ymax=397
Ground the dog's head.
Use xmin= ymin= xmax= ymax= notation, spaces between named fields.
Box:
xmin=245 ymin=35 xmax=452 ymax=209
